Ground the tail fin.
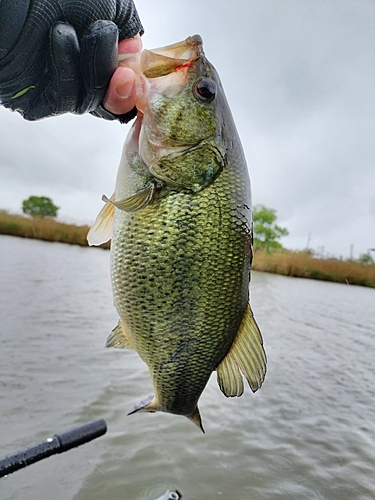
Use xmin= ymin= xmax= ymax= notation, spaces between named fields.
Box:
xmin=187 ymin=407 xmax=205 ymax=433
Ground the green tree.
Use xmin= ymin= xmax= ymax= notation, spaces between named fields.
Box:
xmin=358 ymin=253 xmax=374 ymax=265
xmin=22 ymin=196 xmax=59 ymax=219
xmin=253 ymin=204 xmax=289 ymax=252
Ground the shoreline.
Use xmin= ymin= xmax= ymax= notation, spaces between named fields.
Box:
xmin=1 ymin=212 xmax=374 ymax=288
xmin=0 ymin=211 xmax=109 ymax=250
xmin=252 ymin=248 xmax=374 ymax=288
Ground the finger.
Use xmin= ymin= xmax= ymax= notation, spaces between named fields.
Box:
xmin=78 ymin=20 xmax=119 ymax=114
xmin=118 ymin=34 xmax=143 ymax=54
xmin=48 ymin=23 xmax=81 ymax=111
xmin=103 ymin=66 xmax=137 ymax=115
xmin=102 ymin=34 xmax=142 ymax=115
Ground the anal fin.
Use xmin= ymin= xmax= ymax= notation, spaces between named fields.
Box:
xmin=106 ymin=319 xmax=135 ymax=350
xmin=216 ymin=304 xmax=266 ymax=397
xmin=128 ymin=395 xmax=158 ymax=415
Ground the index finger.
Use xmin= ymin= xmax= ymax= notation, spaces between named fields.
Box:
xmin=103 ymin=34 xmax=143 ymax=115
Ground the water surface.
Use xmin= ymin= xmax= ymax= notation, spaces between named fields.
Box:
xmin=0 ymin=235 xmax=374 ymax=499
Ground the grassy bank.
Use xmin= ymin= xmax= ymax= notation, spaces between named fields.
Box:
xmin=1 ymin=212 xmax=374 ymax=288
xmin=0 ymin=211 xmax=110 ymax=249
xmin=252 ymin=248 xmax=375 ymax=288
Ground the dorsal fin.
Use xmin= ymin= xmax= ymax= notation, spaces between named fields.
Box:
xmin=216 ymin=304 xmax=266 ymax=396
xmin=87 ymin=193 xmax=115 ymax=246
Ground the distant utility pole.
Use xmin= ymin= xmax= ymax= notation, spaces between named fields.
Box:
xmin=349 ymin=244 xmax=354 ymax=260
xmin=306 ymin=232 xmax=311 ymax=250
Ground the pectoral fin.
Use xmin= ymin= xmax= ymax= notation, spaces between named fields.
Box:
xmin=216 ymin=304 xmax=266 ymax=397
xmin=87 ymin=193 xmax=115 ymax=246
xmin=106 ymin=320 xmax=135 ymax=350
xmin=102 ymin=182 xmax=157 ymax=213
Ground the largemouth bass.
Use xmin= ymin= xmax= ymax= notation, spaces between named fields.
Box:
xmin=88 ymin=35 xmax=266 ymax=432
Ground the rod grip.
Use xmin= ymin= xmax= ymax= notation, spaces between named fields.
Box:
xmin=0 ymin=419 xmax=107 ymax=478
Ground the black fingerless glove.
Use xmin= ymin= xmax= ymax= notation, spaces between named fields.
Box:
xmin=0 ymin=0 xmax=143 ymax=121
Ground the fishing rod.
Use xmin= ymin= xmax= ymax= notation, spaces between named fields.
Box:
xmin=0 ymin=418 xmax=107 ymax=478
xmin=0 ymin=419 xmax=183 ymax=500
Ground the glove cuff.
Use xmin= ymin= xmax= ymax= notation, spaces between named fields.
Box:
xmin=90 ymin=104 xmax=138 ymax=123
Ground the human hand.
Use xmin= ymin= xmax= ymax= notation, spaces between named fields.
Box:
xmin=98 ymin=35 xmax=142 ymax=121
xmin=0 ymin=0 xmax=143 ymax=122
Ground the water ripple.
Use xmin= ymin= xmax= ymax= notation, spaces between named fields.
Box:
xmin=1 ymin=236 xmax=375 ymax=499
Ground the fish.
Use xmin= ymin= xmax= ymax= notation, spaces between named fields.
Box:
xmin=88 ymin=35 xmax=266 ymax=432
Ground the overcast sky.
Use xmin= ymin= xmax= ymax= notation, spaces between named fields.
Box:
xmin=1 ymin=0 xmax=374 ymax=259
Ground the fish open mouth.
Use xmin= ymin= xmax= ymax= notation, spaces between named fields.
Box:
xmin=139 ymin=35 xmax=204 ymax=78
xmin=118 ymin=35 xmax=204 ymax=79
xmin=118 ymin=35 xmax=205 ymax=109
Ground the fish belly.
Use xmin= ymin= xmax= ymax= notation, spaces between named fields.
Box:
xmin=111 ymin=166 xmax=252 ymax=416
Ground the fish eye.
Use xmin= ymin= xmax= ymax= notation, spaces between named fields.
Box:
xmin=193 ymin=78 xmax=216 ymax=103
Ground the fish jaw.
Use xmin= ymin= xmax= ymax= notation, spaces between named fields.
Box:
xmin=118 ymin=35 xmax=204 ymax=116
xmin=141 ymin=35 xmax=203 ymax=61
xmin=117 ymin=35 xmax=202 ymax=113
xmin=118 ymin=35 xmax=203 ymax=77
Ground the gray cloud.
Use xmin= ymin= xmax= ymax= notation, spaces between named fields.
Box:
xmin=1 ymin=0 xmax=374 ymax=257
